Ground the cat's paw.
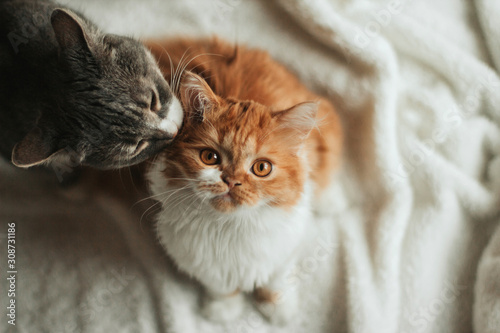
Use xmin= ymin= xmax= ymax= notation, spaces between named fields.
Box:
xmin=254 ymin=288 xmax=298 ymax=326
xmin=201 ymin=291 xmax=245 ymax=323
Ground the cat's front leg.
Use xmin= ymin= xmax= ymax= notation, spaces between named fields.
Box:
xmin=201 ymin=288 xmax=245 ymax=323
xmin=253 ymin=286 xmax=299 ymax=326
xmin=253 ymin=268 xmax=299 ymax=326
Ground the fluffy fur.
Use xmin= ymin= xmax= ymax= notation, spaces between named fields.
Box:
xmin=145 ymin=37 xmax=342 ymax=324
xmin=0 ymin=0 xmax=183 ymax=169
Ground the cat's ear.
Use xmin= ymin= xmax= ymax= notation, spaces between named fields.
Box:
xmin=51 ymin=9 xmax=91 ymax=52
xmin=274 ymin=102 xmax=318 ymax=140
xmin=11 ymin=127 xmax=67 ymax=168
xmin=179 ymin=71 xmax=219 ymax=120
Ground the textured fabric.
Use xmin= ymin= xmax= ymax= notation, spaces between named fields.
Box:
xmin=1 ymin=0 xmax=499 ymax=332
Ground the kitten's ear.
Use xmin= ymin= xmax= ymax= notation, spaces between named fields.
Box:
xmin=51 ymin=9 xmax=91 ymax=52
xmin=11 ymin=127 xmax=64 ymax=168
xmin=179 ymin=71 xmax=219 ymax=120
xmin=274 ymin=102 xmax=318 ymax=139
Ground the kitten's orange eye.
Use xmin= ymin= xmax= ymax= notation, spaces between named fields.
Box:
xmin=252 ymin=160 xmax=272 ymax=177
xmin=200 ymin=149 xmax=220 ymax=165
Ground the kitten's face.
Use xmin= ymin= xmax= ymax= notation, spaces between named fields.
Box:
xmin=150 ymin=72 xmax=317 ymax=213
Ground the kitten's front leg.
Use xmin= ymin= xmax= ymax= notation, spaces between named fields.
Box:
xmin=253 ymin=268 xmax=299 ymax=326
xmin=201 ymin=288 xmax=245 ymax=323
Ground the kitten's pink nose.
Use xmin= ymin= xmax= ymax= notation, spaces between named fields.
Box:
xmin=222 ymin=176 xmax=242 ymax=189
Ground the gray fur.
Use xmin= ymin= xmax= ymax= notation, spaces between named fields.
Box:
xmin=0 ymin=0 xmax=182 ymax=169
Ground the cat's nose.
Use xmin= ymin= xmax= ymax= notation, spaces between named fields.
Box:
xmin=153 ymin=128 xmax=178 ymax=140
xmin=222 ymin=176 xmax=242 ymax=189
xmin=157 ymin=119 xmax=179 ymax=138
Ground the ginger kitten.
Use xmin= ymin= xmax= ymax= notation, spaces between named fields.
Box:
xmin=145 ymin=38 xmax=342 ymax=324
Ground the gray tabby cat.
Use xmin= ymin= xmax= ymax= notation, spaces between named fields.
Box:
xmin=0 ymin=0 xmax=183 ymax=169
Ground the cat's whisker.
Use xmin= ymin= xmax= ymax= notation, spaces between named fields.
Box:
xmin=172 ymin=47 xmax=192 ymax=93
xmin=176 ymin=193 xmax=202 ymax=221
xmin=174 ymin=53 xmax=224 ymax=93
xmin=188 ymin=59 xmax=220 ymax=79
xmin=153 ymin=41 xmax=176 ymax=89
xmin=165 ymin=190 xmax=197 ymax=207
xmin=166 ymin=192 xmax=200 ymax=219
xmin=174 ymin=51 xmax=193 ymax=94
xmin=122 ymin=163 xmax=136 ymax=193
xmin=160 ymin=193 xmax=193 ymax=215
xmin=166 ymin=51 xmax=175 ymax=89
xmin=173 ymin=51 xmax=224 ymax=93
xmin=160 ymin=184 xmax=195 ymax=207
xmin=133 ymin=189 xmax=182 ymax=207
xmin=140 ymin=181 xmax=193 ymax=223
xmin=166 ymin=177 xmax=201 ymax=182
xmin=140 ymin=200 xmax=163 ymax=224
xmin=199 ymin=195 xmax=209 ymax=208
xmin=150 ymin=152 xmax=163 ymax=165
xmin=160 ymin=183 xmax=197 ymax=204
xmin=134 ymin=182 xmax=194 ymax=207
xmin=117 ymin=143 xmax=129 ymax=187
xmin=197 ymin=69 xmax=217 ymax=82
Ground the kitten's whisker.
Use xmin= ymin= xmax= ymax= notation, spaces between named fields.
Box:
xmin=188 ymin=59 xmax=220 ymax=79
xmin=160 ymin=194 xmax=190 ymax=214
xmin=140 ymin=180 xmax=192 ymax=222
xmin=133 ymin=189 xmax=183 ymax=207
xmin=134 ymin=182 xmax=194 ymax=206
xmin=159 ymin=184 xmax=196 ymax=207
xmin=150 ymin=152 xmax=163 ymax=165
xmin=165 ymin=191 xmax=198 ymax=215
xmin=140 ymin=200 xmax=162 ymax=224
xmin=197 ymin=69 xmax=217 ymax=82
xmin=160 ymin=184 xmax=194 ymax=206
xmin=166 ymin=177 xmax=201 ymax=182
xmin=177 ymin=193 xmax=201 ymax=220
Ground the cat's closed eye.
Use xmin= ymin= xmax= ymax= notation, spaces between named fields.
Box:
xmin=150 ymin=89 xmax=160 ymax=112
xmin=137 ymin=89 xmax=160 ymax=112
xmin=132 ymin=139 xmax=149 ymax=156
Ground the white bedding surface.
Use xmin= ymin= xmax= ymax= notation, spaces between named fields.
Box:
xmin=1 ymin=0 xmax=500 ymax=332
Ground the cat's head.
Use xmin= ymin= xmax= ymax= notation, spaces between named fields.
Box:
xmin=148 ymin=72 xmax=317 ymax=213
xmin=11 ymin=9 xmax=183 ymax=169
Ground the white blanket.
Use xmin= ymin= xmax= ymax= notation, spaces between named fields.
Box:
xmin=1 ymin=0 xmax=500 ymax=332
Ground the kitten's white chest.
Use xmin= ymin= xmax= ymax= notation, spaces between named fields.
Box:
xmin=156 ymin=191 xmax=312 ymax=294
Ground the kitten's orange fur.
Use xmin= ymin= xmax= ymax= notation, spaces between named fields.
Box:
xmin=144 ymin=37 xmax=343 ymax=323
xmin=146 ymin=38 xmax=342 ymax=209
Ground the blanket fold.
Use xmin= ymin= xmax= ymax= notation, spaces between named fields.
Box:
xmin=1 ymin=0 xmax=499 ymax=332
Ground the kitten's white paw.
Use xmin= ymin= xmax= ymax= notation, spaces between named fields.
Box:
xmin=254 ymin=289 xmax=298 ymax=326
xmin=201 ymin=292 xmax=245 ymax=323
